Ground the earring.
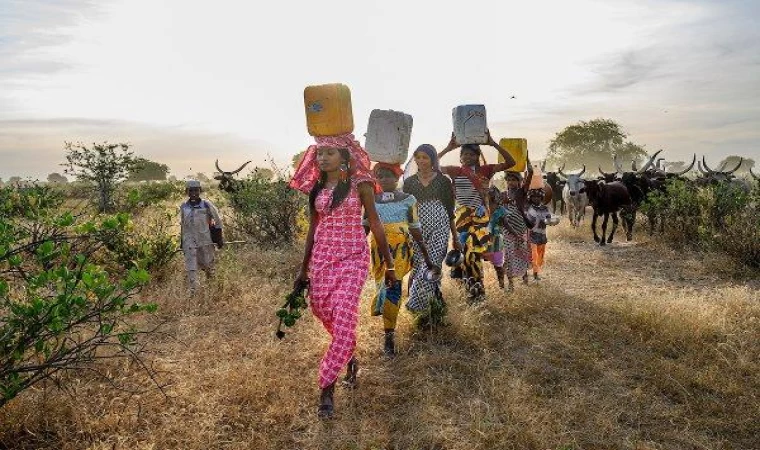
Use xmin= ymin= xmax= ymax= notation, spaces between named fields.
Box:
xmin=340 ymin=163 xmax=349 ymax=182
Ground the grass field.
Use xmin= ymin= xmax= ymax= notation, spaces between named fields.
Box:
xmin=1 ymin=219 xmax=758 ymax=450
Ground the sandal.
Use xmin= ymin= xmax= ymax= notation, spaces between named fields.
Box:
xmin=317 ymin=383 xmax=335 ymax=419
xmin=342 ymin=357 xmax=359 ymax=388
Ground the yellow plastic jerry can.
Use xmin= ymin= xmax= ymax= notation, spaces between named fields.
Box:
xmin=498 ymin=138 xmax=528 ymax=172
xmin=304 ymin=83 xmax=354 ymax=137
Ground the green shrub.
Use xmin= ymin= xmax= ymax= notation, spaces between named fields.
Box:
xmin=114 ymin=181 xmax=183 ymax=214
xmin=225 ymin=168 xmax=306 ymax=248
xmin=102 ymin=210 xmax=180 ymax=279
xmin=0 ymin=184 xmax=157 ymax=407
xmin=645 ymin=180 xmax=759 ymax=268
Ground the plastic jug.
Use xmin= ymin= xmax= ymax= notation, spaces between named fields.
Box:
xmin=304 ymin=83 xmax=354 ymax=137
xmin=364 ymin=109 xmax=413 ymax=164
xmin=498 ymin=138 xmax=528 ymax=172
xmin=528 ymin=163 xmax=544 ymax=189
xmin=452 ymin=105 xmax=488 ymax=145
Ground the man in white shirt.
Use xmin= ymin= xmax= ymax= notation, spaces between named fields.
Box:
xmin=180 ymin=180 xmax=222 ymax=295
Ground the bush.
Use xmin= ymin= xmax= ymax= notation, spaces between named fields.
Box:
xmin=114 ymin=181 xmax=183 ymax=214
xmin=225 ymin=168 xmax=306 ymax=248
xmin=644 ymin=180 xmax=760 ymax=268
xmin=102 ymin=210 xmax=180 ymax=279
xmin=0 ymin=184 xmax=157 ymax=407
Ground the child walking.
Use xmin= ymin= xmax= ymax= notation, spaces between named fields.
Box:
xmin=526 ymin=188 xmax=552 ymax=280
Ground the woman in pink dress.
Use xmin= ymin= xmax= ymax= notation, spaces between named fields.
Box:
xmin=290 ymin=134 xmax=395 ymax=419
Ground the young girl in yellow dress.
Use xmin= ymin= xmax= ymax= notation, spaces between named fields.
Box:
xmin=367 ymin=162 xmax=435 ymax=357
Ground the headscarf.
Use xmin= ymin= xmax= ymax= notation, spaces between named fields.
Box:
xmin=403 ymin=144 xmax=441 ymax=180
xmin=373 ymin=162 xmax=404 ymax=178
xmin=289 ymin=133 xmax=376 ymax=194
xmin=414 ymin=144 xmax=441 ymax=172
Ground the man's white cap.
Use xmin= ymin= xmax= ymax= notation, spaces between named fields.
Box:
xmin=186 ymin=179 xmax=201 ymax=188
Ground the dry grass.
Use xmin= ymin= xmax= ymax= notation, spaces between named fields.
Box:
xmin=1 ymin=219 xmax=758 ymax=450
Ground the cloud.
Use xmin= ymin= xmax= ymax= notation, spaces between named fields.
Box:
xmin=0 ymin=118 xmax=277 ymax=180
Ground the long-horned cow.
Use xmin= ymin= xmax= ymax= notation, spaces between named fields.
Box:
xmin=559 ymin=165 xmax=588 ymax=227
xmin=214 ymin=160 xmax=252 ymax=193
xmin=697 ymin=157 xmax=748 ymax=190
xmin=584 ymin=180 xmax=634 ymax=245
xmin=542 ymin=161 xmax=566 ymax=214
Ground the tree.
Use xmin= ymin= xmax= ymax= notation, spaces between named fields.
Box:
xmin=46 ymin=173 xmax=68 ymax=184
xmin=194 ymin=172 xmax=210 ymax=183
xmin=717 ymin=155 xmax=755 ymax=174
xmin=664 ymin=161 xmax=687 ymax=172
xmin=128 ymin=158 xmax=169 ymax=182
xmin=62 ymin=142 xmax=136 ymax=212
xmin=546 ymin=119 xmax=648 ymax=170
xmin=8 ymin=177 xmax=21 ymax=185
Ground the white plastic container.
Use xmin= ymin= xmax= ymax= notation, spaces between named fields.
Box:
xmin=364 ymin=109 xmax=413 ymax=164
xmin=452 ymin=104 xmax=488 ymax=145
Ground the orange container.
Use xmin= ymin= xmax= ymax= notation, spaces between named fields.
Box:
xmin=498 ymin=138 xmax=528 ymax=172
xmin=304 ymin=83 xmax=354 ymax=136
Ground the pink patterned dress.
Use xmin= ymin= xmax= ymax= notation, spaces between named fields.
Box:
xmin=309 ymin=179 xmax=370 ymax=389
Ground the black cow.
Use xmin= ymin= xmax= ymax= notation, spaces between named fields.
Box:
xmin=542 ymin=161 xmax=566 ymax=214
xmin=214 ymin=160 xmax=252 ymax=193
xmin=584 ymin=180 xmax=634 ymax=246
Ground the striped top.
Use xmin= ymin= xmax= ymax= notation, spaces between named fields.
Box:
xmin=441 ymin=164 xmax=499 ymax=209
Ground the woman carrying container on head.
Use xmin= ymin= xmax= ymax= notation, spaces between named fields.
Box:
xmin=402 ymin=144 xmax=459 ymax=326
xmin=290 ymin=134 xmax=396 ymax=420
xmin=438 ymin=131 xmax=516 ymax=301
xmin=367 ymin=162 xmax=436 ymax=357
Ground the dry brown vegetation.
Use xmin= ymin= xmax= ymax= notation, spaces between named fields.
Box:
xmin=1 ymin=218 xmax=758 ymax=450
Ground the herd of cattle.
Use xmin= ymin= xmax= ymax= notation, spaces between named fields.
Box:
xmin=544 ymin=150 xmax=759 ymax=245
xmin=214 ymin=152 xmax=759 ymax=247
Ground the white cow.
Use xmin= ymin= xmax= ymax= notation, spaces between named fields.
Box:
xmin=560 ymin=166 xmax=588 ymax=227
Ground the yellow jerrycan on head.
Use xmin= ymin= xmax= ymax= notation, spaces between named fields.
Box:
xmin=304 ymin=83 xmax=354 ymax=137
xmin=497 ymin=138 xmax=528 ymax=172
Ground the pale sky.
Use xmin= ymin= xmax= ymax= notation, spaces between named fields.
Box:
xmin=1 ymin=0 xmax=758 ymax=180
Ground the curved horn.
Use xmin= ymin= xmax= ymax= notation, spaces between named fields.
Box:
xmin=638 ymin=149 xmax=663 ymax=174
xmin=558 ymin=163 xmax=567 ymax=178
xmin=702 ymin=156 xmax=716 ymax=174
xmin=598 ymin=167 xmax=615 ymax=177
xmin=632 ymin=159 xmax=638 ymax=171
xmin=697 ymin=160 xmax=708 ymax=175
xmin=230 ymin=161 xmax=252 ymax=174
xmin=750 ymin=167 xmax=759 ymax=180
xmin=578 ymin=165 xmax=586 ymax=177
xmin=215 ymin=159 xmax=223 ymax=173
xmin=613 ymin=154 xmax=623 ymax=173
xmin=541 ymin=159 xmax=546 ymax=172
xmin=724 ymin=157 xmax=743 ymax=175
xmin=670 ymin=154 xmax=696 ymax=176
xmin=718 ymin=161 xmax=729 ymax=172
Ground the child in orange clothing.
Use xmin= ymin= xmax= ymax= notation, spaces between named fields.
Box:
xmin=525 ymin=189 xmax=552 ymax=280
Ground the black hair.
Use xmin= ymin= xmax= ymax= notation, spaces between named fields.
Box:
xmin=374 ymin=167 xmax=398 ymax=179
xmin=308 ymin=148 xmax=351 ymax=212
xmin=461 ymin=144 xmax=482 ymax=156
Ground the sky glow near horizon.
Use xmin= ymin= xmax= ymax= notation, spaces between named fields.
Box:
xmin=1 ymin=0 xmax=758 ymax=179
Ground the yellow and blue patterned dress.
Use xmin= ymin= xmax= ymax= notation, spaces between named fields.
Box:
xmin=366 ymin=191 xmax=420 ymax=331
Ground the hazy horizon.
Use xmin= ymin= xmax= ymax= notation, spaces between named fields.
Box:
xmin=2 ymin=0 xmax=759 ymax=180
